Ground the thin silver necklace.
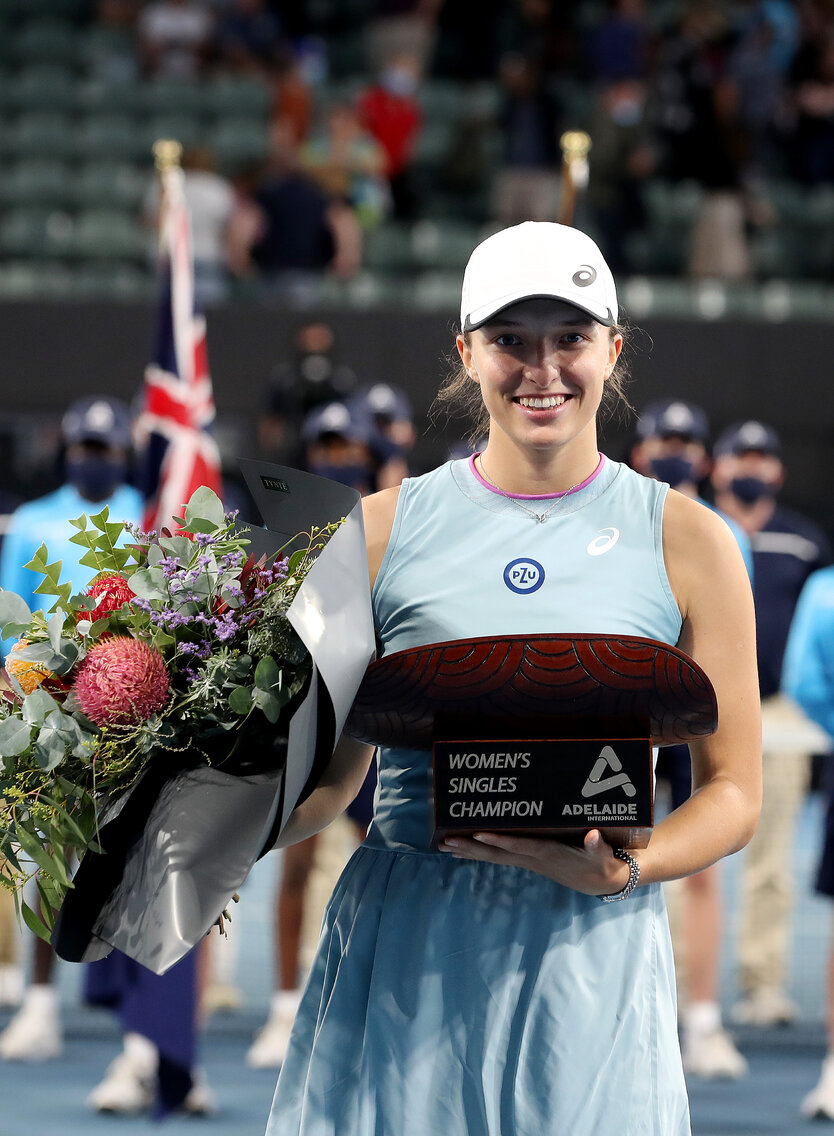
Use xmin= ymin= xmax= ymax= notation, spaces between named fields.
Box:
xmin=477 ymin=456 xmax=586 ymax=523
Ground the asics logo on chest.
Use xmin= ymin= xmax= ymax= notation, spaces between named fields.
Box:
xmin=587 ymin=527 xmax=620 ymax=556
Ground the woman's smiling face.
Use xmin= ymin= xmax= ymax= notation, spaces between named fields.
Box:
xmin=457 ymin=298 xmax=622 ymax=458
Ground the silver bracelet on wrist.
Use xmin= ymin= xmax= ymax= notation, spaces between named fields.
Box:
xmin=600 ymin=847 xmax=640 ymax=902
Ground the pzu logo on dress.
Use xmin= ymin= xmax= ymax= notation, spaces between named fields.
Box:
xmin=503 ymin=558 xmax=545 ymax=594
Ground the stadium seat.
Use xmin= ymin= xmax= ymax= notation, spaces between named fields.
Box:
xmin=76 ymin=25 xmax=139 ymax=81
xmin=5 ymin=113 xmax=75 ymax=159
xmin=72 ymin=210 xmax=150 ymax=261
xmin=0 ymin=159 xmax=73 ymax=208
xmin=74 ymin=77 xmax=143 ymax=116
xmin=140 ymin=114 xmax=203 ymax=154
xmin=362 ymin=224 xmax=416 ymax=272
xmin=139 ymin=78 xmax=209 ymax=118
xmin=72 ymin=261 xmax=154 ymax=299
xmin=0 ymin=208 xmax=74 ymax=259
xmin=8 ymin=65 xmax=75 ymax=112
xmin=208 ymin=119 xmax=270 ymax=171
xmin=203 ymin=76 xmax=272 ymax=120
xmin=10 ymin=21 xmax=80 ymax=68
xmin=71 ymin=161 xmax=148 ymax=210
xmin=0 ymin=260 xmax=74 ymax=298
xmin=73 ymin=114 xmax=146 ymax=162
xmin=411 ymin=220 xmax=481 ymax=270
xmin=419 ymin=81 xmax=468 ymax=123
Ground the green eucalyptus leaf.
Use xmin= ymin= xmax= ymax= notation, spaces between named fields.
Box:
xmin=0 ymin=590 xmax=32 ymax=634
xmin=47 ymin=612 xmax=64 ymax=652
xmin=159 ymin=536 xmax=196 ymax=562
xmin=0 ymin=716 xmax=33 ymax=758
xmin=253 ymin=687 xmax=284 ymax=723
xmin=20 ymin=899 xmax=52 ymax=944
xmin=22 ymin=689 xmax=60 ymax=726
xmin=287 ymin=549 xmax=306 ymax=575
xmin=15 ymin=825 xmax=70 ymax=886
xmin=254 ymin=656 xmax=281 ymax=691
xmin=128 ymin=566 xmax=167 ymax=601
xmin=183 ymin=518 xmax=217 ymax=534
xmin=35 ymin=719 xmax=68 ymax=771
xmin=184 ymin=486 xmax=225 ymax=530
xmin=228 ymin=686 xmax=253 ymax=715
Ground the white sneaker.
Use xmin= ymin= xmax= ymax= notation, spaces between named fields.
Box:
xmin=0 ymin=966 xmax=25 ymax=1008
xmin=731 ymin=985 xmax=799 ymax=1027
xmin=246 ymin=1010 xmax=297 ymax=1069
xmin=202 ymin=981 xmax=244 ymax=1015
xmin=181 ymin=1068 xmax=217 ymax=1115
xmin=87 ymin=1051 xmax=154 ymax=1114
xmin=0 ymin=1002 xmax=62 ymax=1061
xmin=682 ymin=1028 xmax=749 ymax=1079
xmin=801 ymin=1054 xmax=834 ymax=1120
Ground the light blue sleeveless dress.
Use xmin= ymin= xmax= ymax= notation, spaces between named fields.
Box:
xmin=266 ymin=456 xmax=690 ymax=1136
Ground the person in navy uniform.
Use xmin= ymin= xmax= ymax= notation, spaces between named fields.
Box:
xmin=711 ymin=419 xmax=831 ymax=1028
xmin=631 ymin=398 xmax=751 ymax=1079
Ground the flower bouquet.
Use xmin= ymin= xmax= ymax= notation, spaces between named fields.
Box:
xmin=0 ymin=462 xmax=375 ymax=973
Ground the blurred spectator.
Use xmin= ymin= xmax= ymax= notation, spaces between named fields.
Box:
xmin=357 ymin=52 xmax=424 ymax=220
xmin=302 ymin=102 xmax=391 ymax=228
xmin=790 ymin=30 xmax=834 ymax=183
xmin=138 ymin=0 xmax=214 ymax=78
xmin=90 ymin=0 xmax=142 ymax=82
xmin=729 ymin=3 xmax=799 ymax=177
xmin=257 ymin=318 xmax=358 ymax=465
xmin=494 ymin=0 xmax=578 ymax=77
xmin=214 ymin=0 xmax=288 ymax=79
xmin=365 ymin=0 xmax=443 ymax=75
xmin=273 ymin=57 xmax=316 ymax=146
xmin=587 ymin=78 xmax=656 ymax=272
xmin=247 ymin=398 xmax=389 ymax=1069
xmin=631 ymin=400 xmax=752 ymax=1079
xmin=783 ymin=567 xmax=834 ymax=1120
xmin=710 ymin=420 xmax=831 ymax=1029
xmin=492 ymin=51 xmax=562 ymax=224
xmin=143 ymin=146 xmax=236 ymax=305
xmin=0 ymin=397 xmax=142 ymax=1065
xmin=352 ymin=382 xmax=416 ymax=455
xmin=586 ymin=0 xmax=651 ymax=83
xmin=227 ymin=127 xmax=361 ymax=299
xmin=654 ymin=3 xmax=752 ymax=278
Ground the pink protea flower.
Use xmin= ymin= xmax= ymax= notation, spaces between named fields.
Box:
xmin=75 ymin=637 xmax=170 ymax=726
xmin=85 ymin=572 xmax=135 ymax=618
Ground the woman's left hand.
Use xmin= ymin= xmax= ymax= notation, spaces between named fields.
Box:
xmin=439 ymin=828 xmax=632 ymax=896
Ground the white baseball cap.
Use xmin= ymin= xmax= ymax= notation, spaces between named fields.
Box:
xmin=460 ymin=222 xmax=618 ymax=332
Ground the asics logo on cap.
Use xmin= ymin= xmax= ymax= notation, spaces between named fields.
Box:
xmin=572 ymin=265 xmax=597 ymax=287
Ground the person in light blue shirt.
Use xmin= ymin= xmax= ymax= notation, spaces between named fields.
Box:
xmin=0 ymin=396 xmax=142 ymax=1064
xmin=782 ymin=566 xmax=834 ymax=1121
xmin=0 ymin=396 xmax=143 ymax=660
xmin=265 ymin=221 xmax=761 ymax=1136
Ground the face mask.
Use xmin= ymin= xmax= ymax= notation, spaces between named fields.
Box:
xmin=729 ymin=476 xmax=776 ymax=505
xmin=649 ymin=455 xmax=696 ymax=488
xmin=611 ymin=98 xmax=642 ymax=127
xmin=66 ymin=457 xmax=127 ymax=501
xmin=381 ymin=67 xmax=418 ymax=97
xmin=309 ymin=462 xmax=371 ymax=490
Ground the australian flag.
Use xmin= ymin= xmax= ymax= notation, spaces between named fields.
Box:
xmin=137 ymin=157 xmax=223 ymax=533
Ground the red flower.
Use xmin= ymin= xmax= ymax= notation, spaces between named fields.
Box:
xmin=85 ymin=572 xmax=135 ymax=618
xmin=75 ymin=637 xmax=170 ymax=726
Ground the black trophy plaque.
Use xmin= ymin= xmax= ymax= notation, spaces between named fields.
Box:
xmin=345 ymin=634 xmax=718 ymax=851
xmin=433 ymin=736 xmax=653 ymax=848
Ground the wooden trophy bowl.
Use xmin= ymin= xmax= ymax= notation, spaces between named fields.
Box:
xmin=345 ymin=634 xmax=718 ymax=750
